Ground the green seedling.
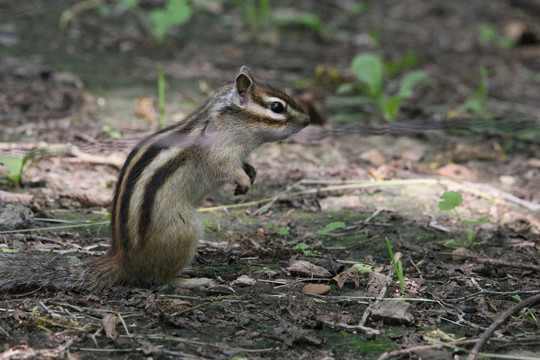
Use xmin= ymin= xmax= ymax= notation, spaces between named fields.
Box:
xmin=102 ymin=124 xmax=122 ymax=139
xmin=458 ymin=67 xmax=489 ymax=117
xmin=148 ymin=0 xmax=192 ymax=43
xmin=438 ymin=191 xmax=489 ymax=245
xmin=477 ymin=23 xmax=513 ymax=50
xmin=61 ymin=0 xmax=192 ymax=43
xmin=0 ymin=147 xmax=55 ymax=187
xmin=267 ymin=222 xmax=311 ymax=256
xmin=231 ymin=0 xmax=270 ymax=40
xmin=273 ymin=12 xmax=325 ymax=37
xmin=157 ymin=65 xmax=166 ymax=128
xmin=353 ymin=263 xmax=372 ymax=275
xmin=512 ymin=295 xmax=539 ymax=328
xmin=385 ymin=237 xmax=404 ymax=295
xmin=338 ymin=52 xmax=427 ymax=122
xmin=317 ymin=221 xmax=346 ymax=235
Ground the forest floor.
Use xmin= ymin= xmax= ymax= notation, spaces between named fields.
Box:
xmin=0 ymin=1 xmax=539 ymax=359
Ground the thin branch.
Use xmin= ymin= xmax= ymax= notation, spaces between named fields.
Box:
xmin=466 ymin=293 xmax=540 ymax=360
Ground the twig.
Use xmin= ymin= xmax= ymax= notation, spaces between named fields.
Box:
xmin=466 ymin=293 xmax=540 ymax=360
xmin=377 ymin=339 xmax=479 ymax=360
xmin=320 ymin=319 xmax=380 ymax=336
xmin=116 ymin=313 xmax=133 ymax=343
xmin=357 ymin=258 xmax=397 ymax=335
xmin=438 ymin=252 xmax=540 ymax=273
xmin=446 ymin=289 xmax=540 ymax=304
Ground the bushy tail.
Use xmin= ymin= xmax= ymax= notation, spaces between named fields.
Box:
xmin=0 ymin=253 xmax=122 ymax=292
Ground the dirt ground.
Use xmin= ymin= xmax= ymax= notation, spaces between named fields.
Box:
xmin=0 ymin=1 xmax=539 ymax=359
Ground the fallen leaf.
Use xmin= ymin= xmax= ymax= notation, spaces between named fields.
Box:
xmin=527 ymin=158 xmax=540 ymax=168
xmin=364 ymin=272 xmax=387 ymax=297
xmin=436 ymin=164 xmax=476 ymax=181
xmin=302 ymin=283 xmax=331 ymax=295
xmin=452 ymin=247 xmax=470 ymax=261
xmin=361 ymin=149 xmax=385 ymax=167
xmin=332 ymin=266 xmax=360 ymax=289
xmin=134 ymin=96 xmax=157 ymax=122
xmin=401 ymin=148 xmax=424 ymax=162
xmin=318 ymin=195 xmax=362 ymax=212
xmin=102 ymin=313 xmax=118 ymax=341
xmin=231 ymin=275 xmax=256 ymax=287
xmin=286 ymin=260 xmax=332 ymax=278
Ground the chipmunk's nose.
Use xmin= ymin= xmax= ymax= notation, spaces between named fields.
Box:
xmin=303 ymin=116 xmax=310 ymax=127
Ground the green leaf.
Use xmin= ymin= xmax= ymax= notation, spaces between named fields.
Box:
xmin=462 ymin=217 xmax=489 ymax=227
xmin=336 ymin=83 xmax=354 ymax=95
xmin=397 ymin=70 xmax=428 ymax=98
xmin=478 ymin=23 xmax=496 ymax=46
xmin=317 ymin=221 xmax=346 ymax=235
xmin=295 ymin=242 xmax=312 ymax=256
xmin=0 ymin=156 xmax=24 ymax=185
xmin=267 ymin=222 xmax=290 ymax=236
xmin=149 ymin=0 xmax=192 ymax=42
xmin=351 ymin=53 xmax=384 ymax=98
xmin=381 ymin=96 xmax=402 ymax=122
xmin=438 ymin=191 xmax=463 ymax=211
xmin=385 ymin=49 xmax=418 ymax=77
xmin=353 ymin=263 xmax=372 ymax=275
xmin=274 ymin=12 xmax=323 ymax=33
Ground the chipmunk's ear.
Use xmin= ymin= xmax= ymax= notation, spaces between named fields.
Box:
xmin=235 ymin=66 xmax=254 ymax=102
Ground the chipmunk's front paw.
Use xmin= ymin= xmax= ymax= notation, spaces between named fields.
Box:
xmin=243 ymin=162 xmax=257 ymax=185
xmin=234 ymin=183 xmax=250 ymax=196
xmin=234 ymin=170 xmax=252 ymax=196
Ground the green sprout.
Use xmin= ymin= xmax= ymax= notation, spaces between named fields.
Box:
xmin=385 ymin=237 xmax=404 ymax=295
xmin=338 ymin=51 xmax=427 ymax=122
xmin=438 ymin=191 xmax=489 ymax=245
xmin=0 ymin=147 xmax=56 ymax=187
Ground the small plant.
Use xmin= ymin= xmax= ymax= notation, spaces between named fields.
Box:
xmin=458 ymin=67 xmax=489 ymax=117
xmin=338 ymin=51 xmax=427 ymax=121
xmin=61 ymin=0 xmax=193 ymax=43
xmin=477 ymin=23 xmax=513 ymax=50
xmin=148 ymin=0 xmax=192 ymax=43
xmin=0 ymin=147 xmax=55 ymax=187
xmin=231 ymin=0 xmax=270 ymax=39
xmin=438 ymin=191 xmax=489 ymax=245
xmin=157 ymin=65 xmax=166 ymax=128
xmin=101 ymin=124 xmax=122 ymax=139
xmin=512 ymin=295 xmax=540 ymax=328
xmin=317 ymin=221 xmax=346 ymax=236
xmin=385 ymin=237 xmax=404 ymax=295
xmin=267 ymin=222 xmax=311 ymax=256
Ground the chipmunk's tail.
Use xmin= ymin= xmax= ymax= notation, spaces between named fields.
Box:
xmin=0 ymin=253 xmax=122 ymax=292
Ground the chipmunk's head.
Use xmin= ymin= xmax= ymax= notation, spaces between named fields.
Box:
xmin=217 ymin=66 xmax=310 ymax=144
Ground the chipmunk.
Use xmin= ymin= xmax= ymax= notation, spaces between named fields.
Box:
xmin=0 ymin=66 xmax=310 ymax=291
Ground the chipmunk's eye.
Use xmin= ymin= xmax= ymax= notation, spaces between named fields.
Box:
xmin=269 ymin=101 xmax=285 ymax=114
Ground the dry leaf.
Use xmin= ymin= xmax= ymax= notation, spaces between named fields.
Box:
xmin=332 ymin=266 xmax=360 ymax=289
xmin=318 ymin=195 xmax=362 ymax=212
xmin=452 ymin=247 xmax=470 ymax=261
xmin=361 ymin=149 xmax=385 ymax=167
xmin=365 ymin=272 xmax=387 ymax=297
xmin=527 ymin=158 xmax=540 ymax=168
xmin=231 ymin=275 xmax=256 ymax=287
xmin=436 ymin=164 xmax=476 ymax=181
xmin=286 ymin=260 xmax=332 ymax=278
xmin=302 ymin=283 xmax=331 ymax=295
xmin=102 ymin=313 xmax=118 ymax=341
xmin=135 ymin=96 xmax=157 ymax=122
xmin=401 ymin=148 xmax=424 ymax=162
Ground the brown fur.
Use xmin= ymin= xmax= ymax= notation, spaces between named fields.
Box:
xmin=0 ymin=66 xmax=309 ymax=292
